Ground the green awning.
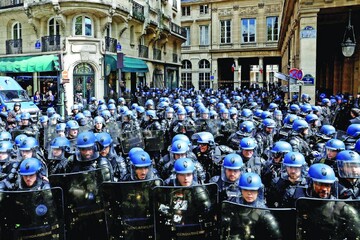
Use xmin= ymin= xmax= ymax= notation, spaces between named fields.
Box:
xmin=105 ymin=55 xmax=149 ymax=73
xmin=0 ymin=55 xmax=60 ymax=73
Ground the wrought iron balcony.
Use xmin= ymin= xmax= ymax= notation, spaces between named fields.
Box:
xmin=153 ymin=48 xmax=161 ymax=60
xmin=41 ymin=35 xmax=61 ymax=52
xmin=139 ymin=45 xmax=148 ymax=58
xmin=170 ymin=22 xmax=187 ymax=38
xmin=6 ymin=39 xmax=22 ymax=54
xmin=0 ymin=0 xmax=23 ymax=9
xmin=132 ymin=1 xmax=145 ymax=22
xmin=172 ymin=53 xmax=178 ymax=63
xmin=105 ymin=36 xmax=117 ymax=53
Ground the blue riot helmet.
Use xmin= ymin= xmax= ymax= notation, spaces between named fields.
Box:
xmin=19 ymin=157 xmax=42 ymax=176
xmin=131 ymin=103 xmax=139 ymax=110
xmin=336 ymin=150 xmax=360 ymax=179
xmin=273 ymin=110 xmax=283 ymax=121
xmin=300 ymin=104 xmax=313 ymax=116
xmin=239 ymin=172 xmax=264 ymax=205
xmin=97 ymin=104 xmax=108 ymax=114
xmin=322 ymin=98 xmax=331 ymax=106
xmin=98 ymin=99 xmax=105 ymax=106
xmin=55 ymin=123 xmax=66 ymax=137
xmin=239 ymin=137 xmax=257 ymax=150
xmin=96 ymin=132 xmax=113 ymax=153
xmin=101 ymin=110 xmax=112 ymax=121
xmin=301 ymin=93 xmax=311 ymax=103
xmin=292 ymin=119 xmax=309 ymax=133
xmin=20 ymin=112 xmax=31 ymax=126
xmin=308 ymin=163 xmax=337 ymax=199
xmin=172 ymin=134 xmax=191 ymax=150
xmin=177 ymin=107 xmax=187 ymax=121
xmin=94 ymin=116 xmax=105 ymax=130
xmin=317 ymin=125 xmax=336 ymax=140
xmin=157 ymin=101 xmax=169 ymax=111
xmin=171 ymin=140 xmax=189 ymax=161
xmin=184 ymin=98 xmax=193 ymax=106
xmin=237 ymin=121 xmax=256 ymax=137
xmin=83 ymin=110 xmax=92 ymax=118
xmin=248 ymin=102 xmax=259 ymax=110
xmin=39 ymin=115 xmax=49 ymax=126
xmin=90 ymin=96 xmax=97 ymax=103
xmin=209 ymin=98 xmax=217 ymax=105
xmin=77 ymin=103 xmax=84 ymax=112
xmin=260 ymin=111 xmax=272 ymax=120
xmin=209 ymin=110 xmax=218 ymax=119
xmin=199 ymin=107 xmax=210 ymax=119
xmin=268 ymin=103 xmax=278 ymax=112
xmin=118 ymin=106 xmax=129 ymax=116
xmin=15 ymin=134 xmax=27 ymax=147
xmin=0 ymin=141 xmax=14 ymax=162
xmin=196 ymin=132 xmax=215 ymax=146
xmin=165 ymin=107 xmax=175 ymax=119
xmin=253 ymin=109 xmax=263 ymax=120
xmin=136 ymin=106 xmax=145 ymax=115
xmin=305 ymin=114 xmax=319 ymax=126
xmin=289 ymin=104 xmax=300 ymax=114
xmin=0 ymin=131 xmax=12 ymax=141
xmin=346 ymin=124 xmax=360 ymax=138
xmin=128 ymin=147 xmax=145 ymax=160
xmin=19 ymin=136 xmax=39 ymax=159
xmin=145 ymin=110 xmax=158 ymax=120
xmin=118 ymin=97 xmax=125 ymax=106
xmin=46 ymin=107 xmax=56 ymax=118
xmin=185 ymin=106 xmax=195 ymax=117
xmin=71 ymin=104 xmax=79 ymax=112
xmin=292 ymin=94 xmax=298 ymax=101
xmin=145 ymin=99 xmax=154 ymax=109
xmin=174 ymin=157 xmax=195 ymax=174
xmin=222 ymin=153 xmax=243 ymax=183
xmin=262 ymin=118 xmax=276 ymax=129
xmin=229 ymin=107 xmax=238 ymax=117
xmin=312 ymin=105 xmax=321 ymax=114
xmin=66 ymin=120 xmax=80 ymax=131
xmin=271 ymin=141 xmax=293 ymax=160
xmin=219 ymin=108 xmax=229 ymax=120
xmin=129 ymin=151 xmax=153 ymax=180
xmin=48 ymin=136 xmax=71 ymax=160
xmin=108 ymin=98 xmax=116 ymax=105
xmin=240 ymin=109 xmax=253 ymax=120
xmin=283 ymin=114 xmax=299 ymax=129
xmin=282 ymin=152 xmax=307 ymax=181
xmin=216 ymin=102 xmax=225 ymax=110
xmin=75 ymin=132 xmax=99 ymax=161
xmin=355 ymin=139 xmax=360 ymax=154
xmin=107 ymin=103 xmax=117 ymax=111
xmin=325 ymin=139 xmax=346 ymax=152
xmin=74 ymin=113 xmax=87 ymax=126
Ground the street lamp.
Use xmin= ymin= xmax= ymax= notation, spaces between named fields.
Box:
xmin=341 ymin=9 xmax=356 ymax=58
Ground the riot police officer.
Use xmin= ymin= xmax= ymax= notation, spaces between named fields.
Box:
xmin=267 ymin=152 xmax=307 ymax=208
xmin=123 ymin=150 xmax=159 ymax=181
xmin=314 ymin=138 xmax=345 ymax=172
xmin=255 ymin=118 xmax=276 ymax=160
xmin=210 ymin=153 xmax=243 ymax=201
xmin=165 ymin=157 xmax=198 ymax=186
xmin=17 ymin=157 xmax=50 ymax=190
xmin=289 ymin=119 xmax=313 ymax=165
xmin=96 ymin=132 xmax=127 ymax=181
xmin=237 ymin=137 xmax=264 ymax=176
xmin=336 ymin=150 xmax=360 ymax=199
xmin=47 ymin=136 xmax=73 ymax=175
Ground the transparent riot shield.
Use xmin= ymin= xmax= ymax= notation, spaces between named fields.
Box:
xmin=0 ymin=187 xmax=64 ymax=240
xmin=143 ymin=130 xmax=166 ymax=152
xmin=107 ymin=121 xmax=121 ymax=145
xmin=153 ymin=183 xmax=219 ymax=240
xmin=220 ymin=201 xmax=296 ymax=240
xmin=296 ymin=198 xmax=360 ymax=240
xmin=49 ymin=169 xmax=107 ymax=240
xmin=43 ymin=125 xmax=57 ymax=150
xmin=100 ymin=179 xmax=163 ymax=239
xmin=119 ymin=129 xmax=145 ymax=154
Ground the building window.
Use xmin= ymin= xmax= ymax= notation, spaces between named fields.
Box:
xmin=220 ymin=20 xmax=231 ymax=44
xmin=74 ymin=16 xmax=93 ymax=36
xmin=241 ymin=18 xmax=256 ymax=43
xmin=182 ymin=60 xmax=192 ymax=69
xmin=181 ymin=6 xmax=190 ymax=16
xmin=173 ymin=0 xmax=177 ymax=9
xmin=199 ymin=25 xmax=209 ymax=45
xmin=200 ymin=4 xmax=208 ymax=15
xmin=199 ymin=59 xmax=210 ymax=90
xmin=269 ymin=72 xmax=275 ymax=83
xmin=48 ymin=18 xmax=60 ymax=36
xmin=183 ymin=27 xmax=191 ymax=46
xmin=130 ymin=25 xmax=135 ymax=45
xmin=267 ymin=16 xmax=279 ymax=41
xmin=12 ymin=22 xmax=22 ymax=39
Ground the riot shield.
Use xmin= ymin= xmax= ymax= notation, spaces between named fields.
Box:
xmin=43 ymin=125 xmax=57 ymax=150
xmin=0 ymin=187 xmax=64 ymax=240
xmin=153 ymin=183 xmax=218 ymax=240
xmin=107 ymin=121 xmax=121 ymax=145
xmin=119 ymin=129 xmax=145 ymax=154
xmin=49 ymin=169 xmax=108 ymax=240
xmin=100 ymin=179 xmax=163 ymax=239
xmin=296 ymin=198 xmax=360 ymax=240
xmin=143 ymin=130 xmax=166 ymax=152
xmin=220 ymin=201 xmax=296 ymax=240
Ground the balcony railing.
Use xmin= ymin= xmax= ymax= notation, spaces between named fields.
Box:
xmin=170 ymin=22 xmax=187 ymax=38
xmin=132 ymin=1 xmax=145 ymax=22
xmin=0 ymin=0 xmax=23 ymax=9
xmin=6 ymin=39 xmax=22 ymax=54
xmin=153 ymin=48 xmax=161 ymax=60
xmin=41 ymin=35 xmax=61 ymax=52
xmin=139 ymin=45 xmax=148 ymax=58
xmin=105 ymin=36 xmax=117 ymax=53
xmin=172 ymin=53 xmax=178 ymax=63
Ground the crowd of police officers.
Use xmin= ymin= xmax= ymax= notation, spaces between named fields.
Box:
xmin=1 ymin=85 xmax=360 ymax=239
